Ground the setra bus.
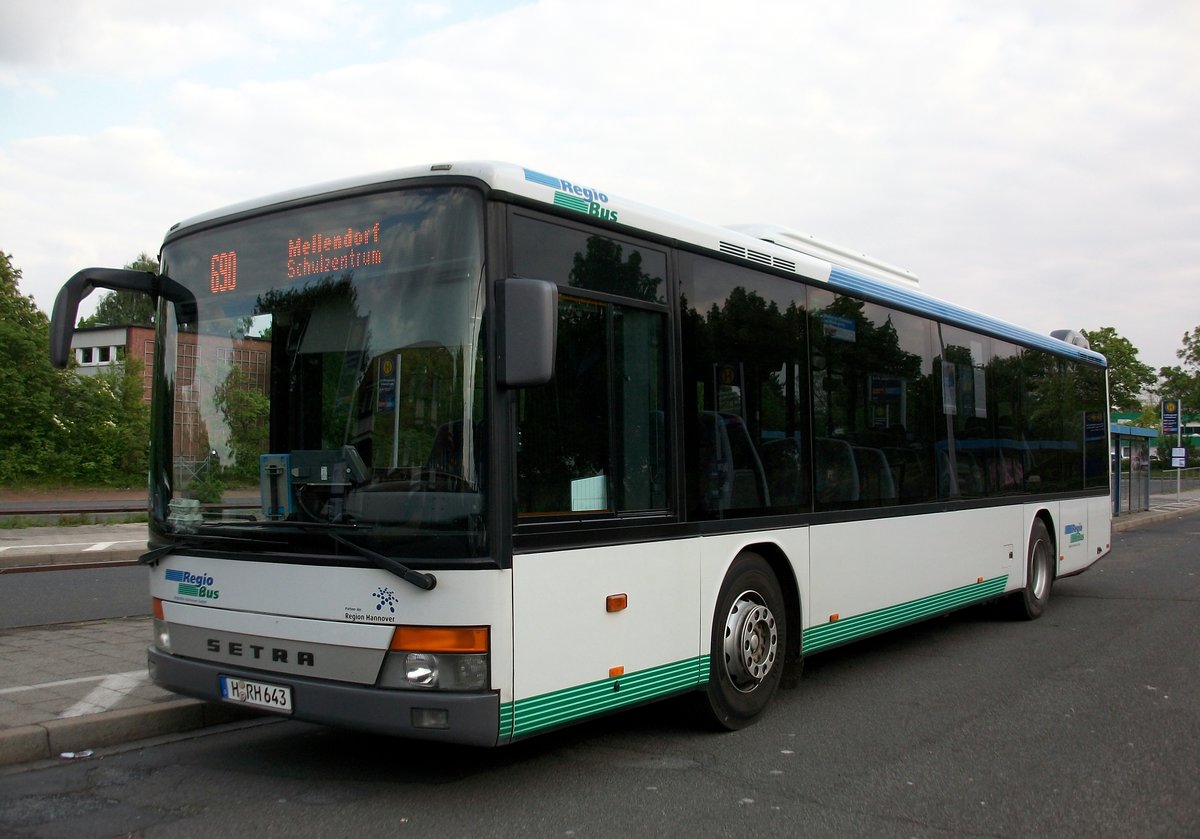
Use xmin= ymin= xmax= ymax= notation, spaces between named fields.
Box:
xmin=49 ymin=162 xmax=1111 ymax=745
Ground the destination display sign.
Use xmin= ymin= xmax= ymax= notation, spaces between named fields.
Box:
xmin=207 ymin=219 xmax=385 ymax=295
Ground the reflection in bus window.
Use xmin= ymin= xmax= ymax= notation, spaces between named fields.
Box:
xmin=682 ymin=253 xmax=811 ymax=518
xmin=516 ymin=299 xmax=667 ymax=517
xmin=809 ymin=288 xmax=935 ymax=510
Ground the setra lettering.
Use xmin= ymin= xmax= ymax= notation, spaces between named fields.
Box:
xmin=205 ymin=639 xmax=315 ymax=667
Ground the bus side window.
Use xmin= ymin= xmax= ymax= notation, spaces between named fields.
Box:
xmin=815 ymin=438 xmax=860 ymax=507
xmin=681 ymin=253 xmax=812 ymax=519
xmin=516 ymin=296 xmax=668 ymax=518
xmin=760 ymin=437 xmax=809 ymax=508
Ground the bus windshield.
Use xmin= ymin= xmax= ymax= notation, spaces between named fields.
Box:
xmin=153 ymin=185 xmax=487 ymax=558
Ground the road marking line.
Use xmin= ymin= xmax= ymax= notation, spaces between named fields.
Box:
xmin=59 ymin=671 xmax=151 ymax=718
xmin=0 ymin=540 xmax=143 ymax=553
xmin=0 ymin=543 xmax=97 ymax=552
xmin=0 ymin=670 xmax=145 ymax=696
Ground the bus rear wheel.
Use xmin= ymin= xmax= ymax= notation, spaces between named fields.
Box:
xmin=1009 ymin=518 xmax=1054 ymax=620
xmin=703 ymin=553 xmax=786 ymax=729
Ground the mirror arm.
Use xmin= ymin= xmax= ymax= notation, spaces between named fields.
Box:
xmin=49 ymin=267 xmax=197 ymax=369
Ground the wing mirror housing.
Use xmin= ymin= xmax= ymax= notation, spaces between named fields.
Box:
xmin=497 ymin=277 xmax=557 ymax=388
xmin=49 ymin=267 xmax=197 ymax=368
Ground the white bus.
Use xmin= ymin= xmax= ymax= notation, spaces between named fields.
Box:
xmin=50 ymin=162 xmax=1111 ymax=744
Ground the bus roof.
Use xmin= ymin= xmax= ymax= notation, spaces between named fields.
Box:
xmin=165 ymin=161 xmax=1106 ymax=367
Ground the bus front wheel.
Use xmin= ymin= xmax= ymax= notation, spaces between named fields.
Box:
xmin=703 ymin=553 xmax=786 ymax=729
xmin=1009 ymin=518 xmax=1054 ymax=620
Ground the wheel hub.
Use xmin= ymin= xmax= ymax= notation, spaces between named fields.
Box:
xmin=723 ymin=592 xmax=779 ymax=692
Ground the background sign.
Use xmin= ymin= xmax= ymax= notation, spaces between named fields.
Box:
xmin=1171 ymin=447 xmax=1188 ymax=468
xmin=377 ymin=357 xmax=397 ymax=412
xmin=1162 ymin=398 xmax=1180 ymax=435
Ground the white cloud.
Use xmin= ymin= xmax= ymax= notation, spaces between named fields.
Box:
xmin=2 ymin=0 xmax=1198 ymax=372
xmin=0 ymin=0 xmax=376 ymax=78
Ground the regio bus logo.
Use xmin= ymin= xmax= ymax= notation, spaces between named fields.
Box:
xmin=524 ymin=167 xmax=620 ymax=222
xmin=165 ymin=568 xmax=220 ymax=600
xmin=1064 ymin=523 xmax=1085 ymax=545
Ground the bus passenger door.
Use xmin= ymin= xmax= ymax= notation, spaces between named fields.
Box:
xmin=510 ymin=287 xmax=692 ymax=738
xmin=509 ymin=545 xmax=700 ymax=740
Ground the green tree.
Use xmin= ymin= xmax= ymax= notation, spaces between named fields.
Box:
xmin=56 ymin=357 xmax=149 ymax=485
xmin=77 ymin=252 xmax=159 ymax=327
xmin=1080 ymin=326 xmax=1155 ymax=410
xmin=0 ymin=250 xmax=150 ymax=487
xmin=0 ymin=251 xmax=63 ymax=483
xmin=213 ymin=364 xmax=270 ymax=484
xmin=1157 ymin=324 xmax=1200 ymax=411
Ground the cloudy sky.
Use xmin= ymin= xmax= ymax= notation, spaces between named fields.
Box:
xmin=2 ymin=0 xmax=1197 ymax=373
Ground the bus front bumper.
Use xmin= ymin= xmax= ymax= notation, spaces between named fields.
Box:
xmin=147 ymin=647 xmax=501 ymax=746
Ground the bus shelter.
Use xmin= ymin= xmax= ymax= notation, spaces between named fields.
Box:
xmin=1111 ymin=423 xmax=1155 ymax=516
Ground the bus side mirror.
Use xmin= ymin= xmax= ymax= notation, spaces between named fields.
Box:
xmin=498 ymin=277 xmax=557 ymax=388
xmin=49 ymin=267 xmax=197 ymax=369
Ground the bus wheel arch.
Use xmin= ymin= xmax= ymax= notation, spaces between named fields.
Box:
xmin=1009 ymin=513 xmax=1056 ymax=620
xmin=703 ymin=548 xmax=792 ymax=729
xmin=746 ymin=542 xmax=803 ymax=688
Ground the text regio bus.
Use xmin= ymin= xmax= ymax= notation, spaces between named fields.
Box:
xmin=49 ymin=162 xmax=1111 ymax=745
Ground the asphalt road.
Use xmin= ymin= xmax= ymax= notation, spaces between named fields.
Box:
xmin=0 ymin=564 xmax=149 ymax=629
xmin=1 ymin=517 xmax=1197 ymax=837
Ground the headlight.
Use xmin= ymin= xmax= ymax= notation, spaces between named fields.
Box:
xmin=153 ymin=618 xmax=172 ymax=652
xmin=405 ymin=653 xmax=437 ymax=686
xmin=379 ymin=625 xmax=490 ymax=691
xmin=379 ymin=651 xmax=489 ymax=691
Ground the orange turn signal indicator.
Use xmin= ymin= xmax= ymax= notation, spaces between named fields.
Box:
xmin=152 ymin=598 xmax=165 ymax=620
xmin=606 ymin=593 xmax=628 ymax=613
xmin=389 ymin=625 xmax=488 ymax=653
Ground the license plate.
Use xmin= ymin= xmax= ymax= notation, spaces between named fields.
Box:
xmin=219 ymin=676 xmax=293 ymax=713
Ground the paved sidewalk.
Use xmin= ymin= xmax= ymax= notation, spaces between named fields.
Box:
xmin=0 ymin=618 xmax=258 ymax=767
xmin=0 ymin=522 xmax=147 ymax=571
xmin=1 ymin=492 xmax=1198 ymax=768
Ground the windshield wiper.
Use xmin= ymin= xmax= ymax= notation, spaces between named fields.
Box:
xmin=151 ymin=521 xmax=437 ymax=590
xmin=138 ymin=532 xmax=290 ymax=564
xmin=329 ymin=533 xmax=437 ymax=591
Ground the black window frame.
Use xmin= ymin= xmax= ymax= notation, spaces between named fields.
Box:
xmin=506 ymin=207 xmax=675 ymax=531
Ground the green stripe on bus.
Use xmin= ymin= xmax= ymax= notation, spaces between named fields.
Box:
xmin=802 ymin=575 xmax=1009 ymax=655
xmin=504 ymin=655 xmax=708 ymax=738
xmin=499 ymin=701 xmax=514 ymax=736
xmin=553 ymin=192 xmax=590 ymax=213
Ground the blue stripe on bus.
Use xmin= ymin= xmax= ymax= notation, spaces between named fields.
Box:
xmin=523 ymin=168 xmax=562 ymax=189
xmin=827 ymin=267 xmax=1106 ymax=366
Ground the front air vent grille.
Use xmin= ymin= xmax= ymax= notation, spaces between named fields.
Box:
xmin=718 ymin=240 xmax=798 ymax=274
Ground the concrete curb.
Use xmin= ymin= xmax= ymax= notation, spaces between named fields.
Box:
xmin=0 ymin=549 xmax=144 ymax=572
xmin=1112 ymin=501 xmax=1200 ymax=532
xmin=0 ymin=698 xmax=262 ymax=767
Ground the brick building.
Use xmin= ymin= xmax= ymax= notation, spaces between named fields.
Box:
xmin=70 ymin=325 xmax=271 ymax=464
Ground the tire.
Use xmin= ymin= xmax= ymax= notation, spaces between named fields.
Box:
xmin=703 ymin=553 xmax=787 ymax=729
xmin=1009 ymin=518 xmax=1054 ymax=620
